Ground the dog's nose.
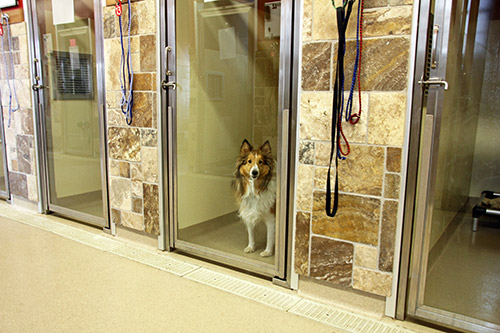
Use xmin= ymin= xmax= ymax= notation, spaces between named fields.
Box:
xmin=251 ymin=170 xmax=259 ymax=177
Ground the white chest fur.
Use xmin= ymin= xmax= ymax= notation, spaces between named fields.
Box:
xmin=238 ymin=176 xmax=276 ymax=227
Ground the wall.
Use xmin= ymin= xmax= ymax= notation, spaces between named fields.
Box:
xmin=294 ymin=0 xmax=413 ymax=298
xmin=102 ymin=0 xmax=160 ymax=235
xmin=0 ymin=22 xmax=38 ymax=203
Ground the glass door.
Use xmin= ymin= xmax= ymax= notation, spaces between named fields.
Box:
xmin=28 ymin=0 xmax=108 ymax=227
xmin=0 ymin=102 xmax=9 ymax=199
xmin=407 ymin=0 xmax=500 ymax=331
xmin=164 ymin=0 xmax=291 ymax=278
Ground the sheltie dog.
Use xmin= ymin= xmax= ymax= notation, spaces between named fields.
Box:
xmin=232 ymin=139 xmax=276 ymax=257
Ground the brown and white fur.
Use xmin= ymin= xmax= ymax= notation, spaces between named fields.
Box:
xmin=232 ymin=139 xmax=276 ymax=257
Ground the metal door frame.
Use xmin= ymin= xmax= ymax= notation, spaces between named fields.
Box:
xmin=159 ymin=0 xmax=299 ymax=282
xmin=0 ymin=97 xmax=10 ymax=200
xmin=398 ymin=0 xmax=500 ymax=331
xmin=26 ymin=0 xmax=110 ymax=229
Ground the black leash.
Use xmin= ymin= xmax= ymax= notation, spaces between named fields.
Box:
xmin=326 ymin=0 xmax=355 ymax=217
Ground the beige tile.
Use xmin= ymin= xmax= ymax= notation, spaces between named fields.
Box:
xmin=313 ymin=0 xmax=358 ymax=40
xmin=109 ymin=177 xmax=132 ymax=211
xmin=141 ymin=146 xmax=158 ymax=183
xmin=353 ymin=267 xmax=392 ymax=297
xmin=120 ymin=211 xmax=144 ymax=231
xmin=368 ymin=93 xmax=407 ymax=145
xmin=296 ymin=164 xmax=314 ymax=211
xmin=355 ymin=244 xmax=378 ymax=270
xmin=294 ymin=211 xmax=311 ymax=276
xmin=301 ymin=42 xmax=331 ymax=91
xmin=299 ymin=92 xmax=333 ymax=141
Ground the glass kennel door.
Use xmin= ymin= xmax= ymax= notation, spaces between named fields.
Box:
xmin=165 ymin=0 xmax=291 ymax=278
xmin=28 ymin=0 xmax=108 ymax=227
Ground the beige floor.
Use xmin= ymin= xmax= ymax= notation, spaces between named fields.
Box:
xmin=424 ymin=215 xmax=500 ymax=325
xmin=179 ymin=212 xmax=275 ymax=265
xmin=0 ymin=216 xmax=336 ymax=332
xmin=0 ymin=202 xmax=441 ymax=333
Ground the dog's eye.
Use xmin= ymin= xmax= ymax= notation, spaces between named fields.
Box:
xmin=248 ymin=159 xmax=252 ymax=164
xmin=258 ymin=160 xmax=263 ymax=164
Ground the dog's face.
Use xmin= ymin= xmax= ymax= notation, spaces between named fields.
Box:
xmin=236 ymin=139 xmax=274 ymax=181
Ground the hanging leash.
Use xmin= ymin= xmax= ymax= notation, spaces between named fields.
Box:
xmin=325 ymin=0 xmax=357 ymax=217
xmin=116 ymin=0 xmax=134 ymax=125
xmin=348 ymin=0 xmax=364 ymax=125
xmin=0 ymin=13 xmax=20 ymax=128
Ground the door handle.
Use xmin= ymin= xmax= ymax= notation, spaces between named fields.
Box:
xmin=418 ymin=78 xmax=448 ymax=90
xmin=165 ymin=46 xmax=172 ymax=76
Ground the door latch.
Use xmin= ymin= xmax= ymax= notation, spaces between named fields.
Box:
xmin=32 ymin=83 xmax=46 ymax=91
xmin=161 ymin=80 xmax=176 ymax=90
xmin=418 ymin=77 xmax=449 ymax=90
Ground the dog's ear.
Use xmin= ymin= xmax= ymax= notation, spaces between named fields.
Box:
xmin=259 ymin=141 xmax=272 ymax=156
xmin=240 ymin=139 xmax=253 ymax=155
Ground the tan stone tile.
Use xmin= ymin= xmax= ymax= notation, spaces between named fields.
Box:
xmin=107 ymin=108 xmax=127 ymax=127
xmin=384 ymin=173 xmax=400 ymax=199
xmin=130 ymin=92 xmax=153 ymax=127
xmin=132 ymin=196 xmax=143 ymax=214
xmin=344 ymin=37 xmax=410 ymax=91
xmin=130 ymin=163 xmax=142 ymax=181
xmin=131 ymin=180 xmax=143 ymax=197
xmin=386 ymin=147 xmax=402 ymax=172
xmin=137 ymin=0 xmax=156 ymax=34
xmin=109 ymin=160 xmax=120 ymax=177
xmin=313 ymin=0 xmax=358 ymax=40
xmin=143 ymin=183 xmax=159 ymax=235
xmin=104 ymin=39 xmax=122 ymax=91
xmin=294 ymin=211 xmax=311 ymax=276
xmin=363 ymin=6 xmax=413 ymax=37
xmin=296 ymin=164 xmax=314 ymax=211
xmin=368 ymin=93 xmax=406 ymax=145
xmin=302 ymin=0 xmax=313 ymax=42
xmin=141 ymin=146 xmax=158 ymax=183
xmin=119 ymin=161 xmax=130 ymax=178
xmin=379 ymin=200 xmax=398 ymax=272
xmin=299 ymin=92 xmax=332 ymax=141
xmin=312 ymin=191 xmax=380 ymax=245
xmin=310 ymin=236 xmax=353 ymax=286
xmin=132 ymin=73 xmax=153 ymax=91
xmin=314 ymin=142 xmax=332 ymax=166
xmin=315 ymin=145 xmax=384 ymax=196
xmin=355 ymin=244 xmax=378 ymax=270
xmin=301 ymin=42 xmax=331 ymax=91
xmin=108 ymin=127 xmax=141 ymax=161
xmin=109 ymin=176 xmax=132 ymax=210
xmin=27 ymin=174 xmax=38 ymax=202
xmin=111 ymin=208 xmax=121 ymax=225
xmin=353 ymin=267 xmax=392 ymax=296
xmin=121 ymin=211 xmax=144 ymax=231
xmin=140 ymin=35 xmax=156 ymax=72
xmin=389 ymin=0 xmax=413 ymax=5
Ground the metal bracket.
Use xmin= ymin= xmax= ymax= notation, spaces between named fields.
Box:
xmin=418 ymin=77 xmax=449 ymax=90
xmin=162 ymin=80 xmax=176 ymax=90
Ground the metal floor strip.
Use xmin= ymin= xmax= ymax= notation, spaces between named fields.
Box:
xmin=0 ymin=205 xmax=417 ymax=332
xmin=184 ymin=267 xmax=302 ymax=311
xmin=289 ymin=299 xmax=413 ymax=333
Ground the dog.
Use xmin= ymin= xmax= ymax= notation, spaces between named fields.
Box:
xmin=232 ymin=139 xmax=276 ymax=257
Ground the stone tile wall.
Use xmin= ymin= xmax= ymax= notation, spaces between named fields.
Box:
xmin=295 ymin=0 xmax=412 ymax=297
xmin=0 ymin=22 xmax=38 ymax=202
xmin=103 ymin=0 xmax=160 ymax=235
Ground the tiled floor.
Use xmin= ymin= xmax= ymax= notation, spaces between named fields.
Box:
xmin=0 ymin=201 xmax=438 ymax=332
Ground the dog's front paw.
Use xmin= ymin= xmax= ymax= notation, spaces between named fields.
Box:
xmin=244 ymin=245 xmax=255 ymax=253
xmin=260 ymin=250 xmax=273 ymax=257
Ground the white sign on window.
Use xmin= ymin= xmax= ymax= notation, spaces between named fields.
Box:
xmin=52 ymin=0 xmax=74 ymax=25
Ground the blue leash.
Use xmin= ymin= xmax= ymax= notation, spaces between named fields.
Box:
xmin=345 ymin=0 xmax=362 ymax=122
xmin=1 ymin=14 xmax=19 ymax=128
xmin=118 ymin=0 xmax=134 ymax=125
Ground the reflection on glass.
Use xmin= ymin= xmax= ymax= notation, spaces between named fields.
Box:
xmin=176 ymin=0 xmax=280 ymax=264
xmin=37 ymin=0 xmax=103 ymax=217
xmin=423 ymin=0 xmax=500 ymax=325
